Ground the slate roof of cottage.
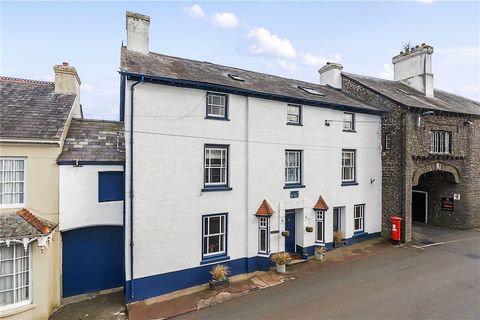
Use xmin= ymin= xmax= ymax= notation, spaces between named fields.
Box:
xmin=0 ymin=77 xmax=77 ymax=140
xmin=57 ymin=118 xmax=125 ymax=163
xmin=0 ymin=208 xmax=57 ymax=241
xmin=343 ymin=73 xmax=480 ymax=116
xmin=120 ymin=47 xmax=387 ymax=114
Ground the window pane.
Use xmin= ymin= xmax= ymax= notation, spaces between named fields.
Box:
xmin=209 ymin=217 xmax=221 ymax=234
xmin=208 ymin=235 xmax=220 ymax=253
xmin=355 ymin=219 xmax=361 ymax=230
xmin=0 ymin=291 xmax=14 ymax=307
xmin=260 ymin=229 xmax=266 ymax=252
xmin=316 ymin=221 xmax=323 ymax=242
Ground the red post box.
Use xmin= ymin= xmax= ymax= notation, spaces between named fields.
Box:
xmin=390 ymin=216 xmax=402 ymax=245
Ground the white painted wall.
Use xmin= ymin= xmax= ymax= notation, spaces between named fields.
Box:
xmin=59 ymin=165 xmax=123 ymax=231
xmin=124 ymin=82 xmax=382 ymax=281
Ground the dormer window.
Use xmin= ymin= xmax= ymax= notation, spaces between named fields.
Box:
xmin=206 ymin=93 xmax=228 ymax=120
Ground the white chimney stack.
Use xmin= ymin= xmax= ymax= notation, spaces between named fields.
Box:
xmin=392 ymin=43 xmax=434 ymax=97
xmin=54 ymin=62 xmax=82 ymax=118
xmin=126 ymin=11 xmax=150 ymax=54
xmin=318 ymin=62 xmax=343 ymax=89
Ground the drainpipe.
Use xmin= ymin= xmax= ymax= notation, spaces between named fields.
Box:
xmin=245 ymin=96 xmax=250 ymax=272
xmin=129 ymin=76 xmax=143 ymax=300
xmin=399 ymin=111 xmax=407 ymax=242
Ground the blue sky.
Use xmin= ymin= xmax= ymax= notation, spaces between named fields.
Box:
xmin=1 ymin=1 xmax=479 ymax=120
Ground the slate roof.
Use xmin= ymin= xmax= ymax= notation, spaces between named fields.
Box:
xmin=256 ymin=199 xmax=275 ymax=217
xmin=0 ymin=208 xmax=57 ymax=241
xmin=120 ymin=47 xmax=386 ymax=114
xmin=57 ymin=118 xmax=125 ymax=163
xmin=0 ymin=77 xmax=77 ymax=140
xmin=343 ymin=73 xmax=480 ymax=116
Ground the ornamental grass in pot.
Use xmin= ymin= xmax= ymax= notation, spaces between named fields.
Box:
xmin=333 ymin=231 xmax=345 ymax=248
xmin=314 ymin=246 xmax=326 ymax=261
xmin=209 ymin=264 xmax=230 ymax=289
xmin=271 ymin=252 xmax=290 ymax=274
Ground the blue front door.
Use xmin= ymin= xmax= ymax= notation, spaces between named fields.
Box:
xmin=285 ymin=210 xmax=296 ymax=252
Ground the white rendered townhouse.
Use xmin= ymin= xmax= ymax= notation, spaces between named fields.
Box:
xmin=120 ymin=12 xmax=385 ymax=303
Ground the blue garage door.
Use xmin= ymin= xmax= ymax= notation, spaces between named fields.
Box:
xmin=62 ymin=226 xmax=123 ymax=297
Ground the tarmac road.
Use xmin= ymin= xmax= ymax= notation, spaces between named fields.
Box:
xmin=175 ymin=225 xmax=480 ymax=320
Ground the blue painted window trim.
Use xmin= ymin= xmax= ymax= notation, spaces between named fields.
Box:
xmin=286 ymin=104 xmax=302 ymax=125
xmin=203 ymin=144 xmax=230 ymax=191
xmin=341 ymin=149 xmax=357 ymax=186
xmin=354 ymin=204 xmax=365 ymax=233
xmin=201 ymin=213 xmax=229 ymax=264
xmin=205 ymin=92 xmax=229 ymax=120
xmin=283 ymin=184 xmax=305 ymax=189
xmin=285 ymin=149 xmax=303 ymax=188
xmin=98 ymin=171 xmax=124 ymax=202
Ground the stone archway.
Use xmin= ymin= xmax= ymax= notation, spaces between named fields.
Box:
xmin=412 ymin=162 xmax=460 ymax=186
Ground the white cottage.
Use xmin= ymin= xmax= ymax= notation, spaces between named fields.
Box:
xmin=120 ymin=11 xmax=385 ymax=302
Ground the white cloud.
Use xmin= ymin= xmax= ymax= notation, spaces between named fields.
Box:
xmin=299 ymin=52 xmax=341 ymax=67
xmin=247 ymin=27 xmax=297 ymax=59
xmin=211 ymin=12 xmax=239 ymax=29
xmin=277 ymin=60 xmax=297 ymax=73
xmin=182 ymin=4 xmax=205 ymax=19
xmin=379 ymin=63 xmax=394 ymax=80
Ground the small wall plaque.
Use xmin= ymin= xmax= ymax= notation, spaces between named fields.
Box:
xmin=270 ymin=230 xmax=279 ymax=234
xmin=290 ymin=191 xmax=299 ymax=198
xmin=453 ymin=194 xmax=461 ymax=200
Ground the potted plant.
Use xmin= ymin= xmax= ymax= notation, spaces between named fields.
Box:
xmin=281 ymin=230 xmax=290 ymax=237
xmin=209 ymin=264 xmax=230 ymax=289
xmin=271 ymin=252 xmax=290 ymax=274
xmin=305 ymin=226 xmax=313 ymax=233
xmin=314 ymin=246 xmax=326 ymax=261
xmin=333 ymin=231 xmax=345 ymax=248
xmin=302 ymin=248 xmax=309 ymax=260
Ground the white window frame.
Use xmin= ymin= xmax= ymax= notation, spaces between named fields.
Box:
xmin=202 ymin=214 xmax=226 ymax=258
xmin=0 ymin=158 xmax=26 ymax=208
xmin=285 ymin=150 xmax=301 ymax=185
xmin=315 ymin=210 xmax=325 ymax=243
xmin=341 ymin=150 xmax=356 ymax=183
xmin=204 ymin=146 xmax=228 ymax=187
xmin=343 ymin=112 xmax=355 ymax=131
xmin=258 ymin=217 xmax=269 ymax=254
xmin=354 ymin=204 xmax=365 ymax=232
xmin=0 ymin=244 xmax=32 ymax=312
xmin=430 ymin=131 xmax=451 ymax=154
xmin=287 ymin=104 xmax=301 ymax=125
xmin=206 ymin=93 xmax=227 ymax=119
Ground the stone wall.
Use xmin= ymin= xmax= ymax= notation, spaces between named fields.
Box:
xmin=343 ymin=75 xmax=480 ymax=242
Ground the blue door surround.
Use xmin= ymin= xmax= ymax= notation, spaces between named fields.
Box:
xmin=62 ymin=226 xmax=124 ymax=297
xmin=285 ymin=210 xmax=296 ymax=252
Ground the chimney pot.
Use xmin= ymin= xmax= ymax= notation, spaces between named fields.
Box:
xmin=63 ymin=62 xmax=69 ymax=66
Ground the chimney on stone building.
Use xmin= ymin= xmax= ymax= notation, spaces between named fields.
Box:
xmin=318 ymin=62 xmax=343 ymax=89
xmin=126 ymin=11 xmax=150 ymax=54
xmin=54 ymin=62 xmax=81 ymax=95
xmin=392 ymin=43 xmax=434 ymax=97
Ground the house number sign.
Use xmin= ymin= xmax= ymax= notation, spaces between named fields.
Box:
xmin=290 ymin=191 xmax=299 ymax=198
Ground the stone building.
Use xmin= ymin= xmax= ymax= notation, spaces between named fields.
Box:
xmin=320 ymin=44 xmax=480 ymax=242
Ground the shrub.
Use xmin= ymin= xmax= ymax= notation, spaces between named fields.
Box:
xmin=210 ymin=264 xmax=230 ymax=281
xmin=333 ymin=231 xmax=344 ymax=243
xmin=271 ymin=252 xmax=291 ymax=265
xmin=315 ymin=246 xmax=325 ymax=255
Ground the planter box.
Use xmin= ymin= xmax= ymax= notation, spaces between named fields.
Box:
xmin=315 ymin=253 xmax=325 ymax=261
xmin=209 ymin=278 xmax=229 ymax=290
xmin=276 ymin=264 xmax=286 ymax=274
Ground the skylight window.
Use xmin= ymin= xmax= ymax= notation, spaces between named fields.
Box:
xmin=228 ymin=74 xmax=245 ymax=82
xmin=298 ymin=86 xmax=325 ymax=96
xmin=396 ymin=88 xmax=411 ymax=95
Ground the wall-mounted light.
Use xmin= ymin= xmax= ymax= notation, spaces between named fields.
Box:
xmin=370 ymin=178 xmax=375 ymax=184
xmin=464 ymin=120 xmax=473 ymax=126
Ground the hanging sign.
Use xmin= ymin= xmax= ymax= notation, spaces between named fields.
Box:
xmin=441 ymin=197 xmax=454 ymax=211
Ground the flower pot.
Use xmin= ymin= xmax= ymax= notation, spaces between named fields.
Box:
xmin=315 ymin=253 xmax=325 ymax=261
xmin=276 ymin=264 xmax=286 ymax=274
xmin=209 ymin=278 xmax=229 ymax=290
xmin=303 ymin=254 xmax=309 ymax=261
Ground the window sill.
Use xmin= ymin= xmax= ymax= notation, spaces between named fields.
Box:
xmin=205 ymin=116 xmax=230 ymax=121
xmin=201 ymin=186 xmax=232 ymax=192
xmin=0 ymin=204 xmax=24 ymax=210
xmin=0 ymin=303 xmax=35 ymax=318
xmin=200 ymin=255 xmax=230 ymax=265
xmin=343 ymin=129 xmax=357 ymax=133
xmin=286 ymin=122 xmax=303 ymax=126
xmin=341 ymin=181 xmax=358 ymax=187
xmin=257 ymin=252 xmax=270 ymax=256
xmin=99 ymin=199 xmax=124 ymax=203
xmin=315 ymin=242 xmax=325 ymax=246
xmin=283 ymin=184 xmax=305 ymax=189
xmin=353 ymin=231 xmax=367 ymax=238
